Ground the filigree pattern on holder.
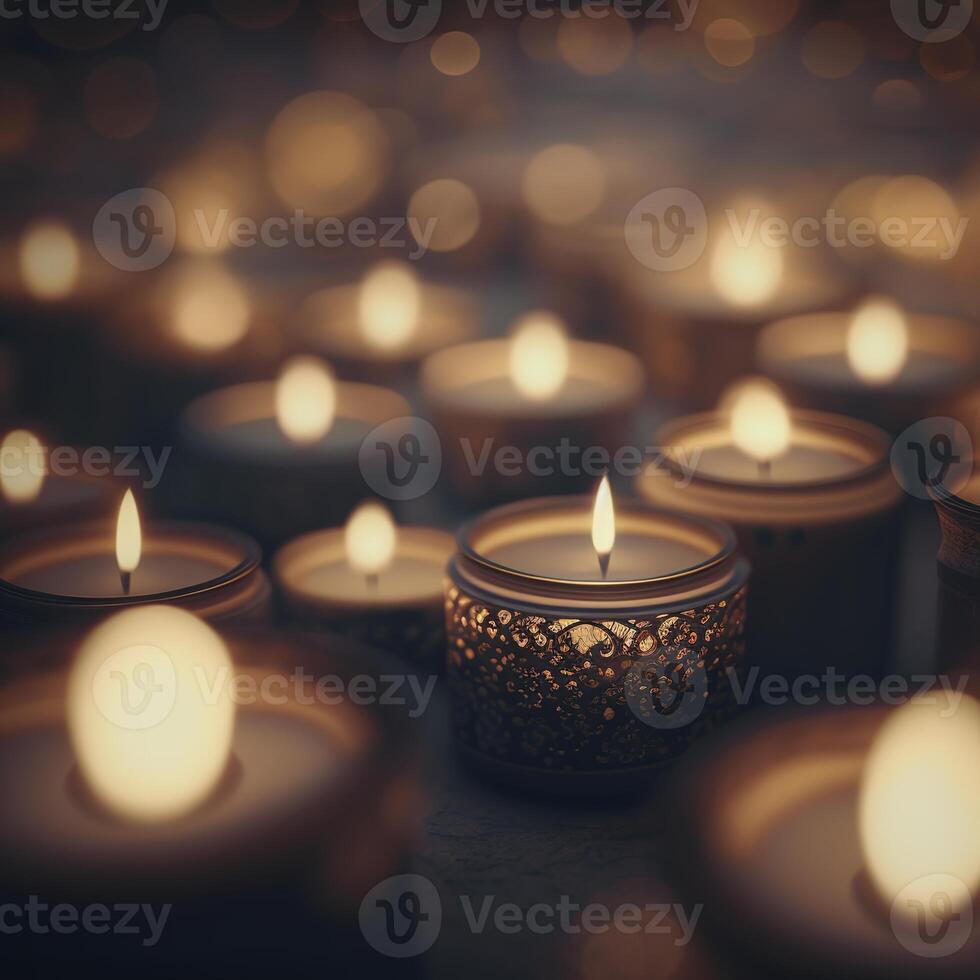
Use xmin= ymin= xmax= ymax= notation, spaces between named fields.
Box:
xmin=445 ymin=587 xmax=747 ymax=772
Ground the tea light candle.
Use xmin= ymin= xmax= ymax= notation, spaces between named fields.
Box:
xmin=672 ymin=697 xmax=980 ymax=978
xmin=757 ymin=297 xmax=980 ymax=434
xmin=445 ymin=479 xmax=750 ymax=798
xmin=0 ymin=429 xmax=115 ymax=540
xmin=0 ymin=491 xmax=270 ymax=626
xmin=421 ymin=313 xmax=644 ymax=502
xmin=179 ymin=356 xmax=409 ymax=548
xmin=0 ymin=608 xmax=422 ymax=971
xmin=638 ymin=379 xmax=903 ymax=679
xmin=618 ymin=222 xmax=853 ymax=409
xmin=274 ymin=500 xmax=454 ymax=671
xmin=931 ymin=471 xmax=980 ymax=673
xmin=298 ymin=261 xmax=478 ymax=382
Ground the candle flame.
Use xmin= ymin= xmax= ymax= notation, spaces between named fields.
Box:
xmin=19 ymin=221 xmax=80 ymax=301
xmin=345 ymin=500 xmax=397 ymax=577
xmin=357 ymin=261 xmax=421 ymax=351
xmin=0 ymin=429 xmax=45 ymax=504
xmin=859 ymin=693 xmax=980 ymax=913
xmin=725 ymin=378 xmax=792 ymax=464
xmin=846 ymin=296 xmax=909 ymax=385
xmin=67 ymin=607 xmax=235 ymax=822
xmin=591 ymin=474 xmax=615 ymax=569
xmin=709 ymin=232 xmax=783 ymax=308
xmin=115 ymin=488 xmax=141 ymax=575
xmin=170 ymin=262 xmax=250 ymax=352
xmin=275 ymin=355 xmax=337 ymax=445
xmin=509 ymin=312 xmax=570 ymax=401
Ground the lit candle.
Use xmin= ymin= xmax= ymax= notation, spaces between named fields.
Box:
xmin=445 ymin=481 xmax=749 ymax=796
xmin=0 ymin=490 xmax=269 ymax=625
xmin=274 ymin=500 xmax=453 ymax=671
xmin=0 ymin=429 xmax=114 ymax=539
xmin=0 ymin=607 xmax=422 ymax=970
xmin=179 ymin=358 xmax=409 ymax=548
xmin=757 ymin=297 xmax=980 ymax=434
xmin=673 ymin=695 xmax=980 ymax=977
xmin=638 ymin=379 xmax=903 ymax=679
xmin=421 ymin=312 xmax=644 ymax=502
xmin=297 ymin=261 xmax=477 ymax=381
xmin=618 ymin=205 xmax=854 ymax=409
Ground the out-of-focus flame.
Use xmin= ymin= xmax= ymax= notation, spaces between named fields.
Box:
xmin=709 ymin=232 xmax=783 ymax=307
xmin=115 ymin=488 xmax=141 ymax=576
xmin=275 ymin=356 xmax=337 ymax=445
xmin=0 ymin=429 xmax=45 ymax=504
xmin=846 ymin=297 xmax=909 ymax=385
xmin=725 ymin=378 xmax=792 ymax=464
xmin=19 ymin=222 xmax=80 ymax=300
xmin=509 ymin=312 xmax=569 ymax=401
xmin=859 ymin=693 xmax=980 ymax=913
xmin=357 ymin=261 xmax=421 ymax=351
xmin=67 ymin=607 xmax=235 ymax=822
xmin=345 ymin=500 xmax=397 ymax=577
xmin=170 ymin=263 xmax=250 ymax=352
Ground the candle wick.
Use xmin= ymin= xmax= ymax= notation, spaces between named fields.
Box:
xmin=119 ymin=570 xmax=131 ymax=596
xmin=758 ymin=460 xmax=772 ymax=480
xmin=597 ymin=552 xmax=610 ymax=580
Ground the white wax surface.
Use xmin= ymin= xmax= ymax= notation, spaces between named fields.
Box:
xmin=211 ymin=417 xmax=371 ymax=461
xmin=9 ymin=551 xmax=227 ymax=598
xmin=455 ymin=377 xmax=622 ymax=416
xmin=790 ymin=351 xmax=965 ymax=391
xmin=691 ymin=443 xmax=863 ymax=484
xmin=486 ymin=532 xmax=707 ymax=581
xmin=302 ymin=555 xmax=444 ymax=604
xmin=0 ymin=708 xmax=345 ymax=867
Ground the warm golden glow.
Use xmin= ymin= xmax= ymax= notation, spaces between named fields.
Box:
xmin=170 ymin=263 xmax=250 ymax=351
xmin=704 ymin=19 xmax=756 ymax=68
xmin=275 ymin=355 xmax=336 ymax=445
xmin=521 ymin=144 xmax=606 ymax=227
xmin=345 ymin=500 xmax=397 ymax=577
xmin=407 ymin=178 xmax=481 ymax=253
xmin=430 ymin=31 xmax=481 ymax=76
xmin=709 ymin=232 xmax=784 ymax=307
xmin=846 ymin=297 xmax=909 ymax=385
xmin=509 ymin=312 xmax=569 ymax=401
xmin=357 ymin=261 xmax=421 ymax=351
xmin=115 ymin=488 xmax=141 ymax=576
xmin=591 ymin=474 xmax=615 ymax=562
xmin=67 ymin=607 xmax=235 ymax=823
xmin=0 ymin=429 xmax=45 ymax=504
xmin=726 ymin=378 xmax=792 ymax=463
xmin=859 ymin=694 xmax=980 ymax=911
xmin=19 ymin=222 xmax=80 ymax=300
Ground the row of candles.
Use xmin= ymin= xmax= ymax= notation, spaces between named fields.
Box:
xmin=2 ymin=230 xmax=980 ymax=975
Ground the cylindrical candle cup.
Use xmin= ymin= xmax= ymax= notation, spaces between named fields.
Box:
xmin=638 ymin=411 xmax=903 ymax=681
xmin=445 ymin=496 xmax=749 ymax=799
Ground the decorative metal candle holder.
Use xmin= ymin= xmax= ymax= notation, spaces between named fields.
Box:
xmin=639 ymin=411 xmax=903 ymax=681
xmin=0 ymin=520 xmax=270 ymax=629
xmin=445 ymin=497 xmax=749 ymax=797
xmin=931 ymin=473 xmax=980 ymax=672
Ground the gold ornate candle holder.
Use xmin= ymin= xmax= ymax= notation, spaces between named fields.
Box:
xmin=931 ymin=472 xmax=980 ymax=672
xmin=445 ymin=497 xmax=749 ymax=797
